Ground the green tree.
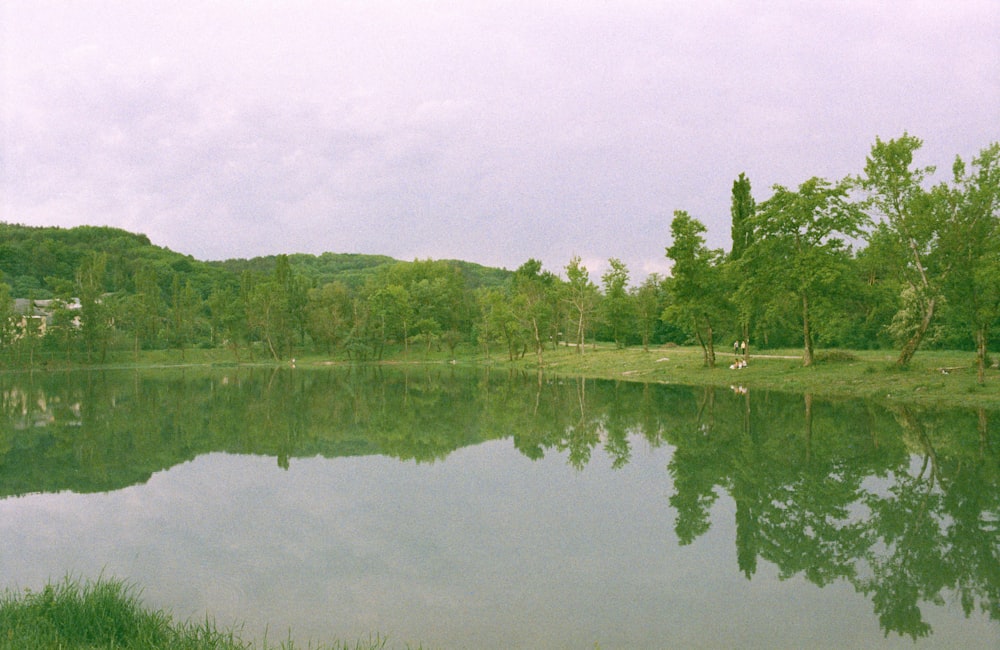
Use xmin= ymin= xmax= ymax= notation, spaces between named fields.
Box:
xmin=208 ymin=284 xmax=247 ymax=361
xmin=247 ymin=280 xmax=287 ymax=361
xmin=730 ymin=172 xmax=756 ymax=261
xmin=0 ymin=282 xmax=14 ymax=358
xmin=563 ymin=255 xmax=599 ymax=353
xmin=938 ymin=143 xmax=1000 ymax=383
xmin=76 ymin=252 xmax=111 ymax=363
xmin=730 ymin=172 xmax=756 ymax=351
xmin=243 ymin=256 xmax=304 ymax=361
xmin=511 ymin=259 xmax=558 ymax=365
xmin=740 ymin=177 xmax=867 ymax=366
xmin=858 ymin=133 xmax=944 ymax=366
xmin=368 ymin=284 xmax=413 ymax=358
xmin=476 ymin=287 xmax=525 ymax=361
xmin=305 ymin=281 xmax=353 ymax=354
xmin=664 ymin=211 xmax=730 ymax=367
xmin=132 ymin=264 xmax=163 ymax=356
xmin=633 ymin=273 xmax=666 ymax=352
xmin=167 ymin=274 xmax=199 ymax=359
xmin=601 ymin=258 xmax=633 ymax=348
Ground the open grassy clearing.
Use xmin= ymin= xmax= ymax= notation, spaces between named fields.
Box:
xmin=488 ymin=344 xmax=1000 ymax=410
xmin=6 ymin=343 xmax=996 ymax=410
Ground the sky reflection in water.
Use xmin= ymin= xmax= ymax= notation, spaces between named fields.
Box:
xmin=0 ymin=368 xmax=997 ymax=648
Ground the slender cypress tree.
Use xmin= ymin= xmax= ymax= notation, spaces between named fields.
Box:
xmin=730 ymin=172 xmax=755 ymax=261
xmin=730 ymin=173 xmax=755 ymax=357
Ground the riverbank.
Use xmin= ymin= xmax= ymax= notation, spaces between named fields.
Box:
xmin=488 ymin=345 xmax=999 ymax=410
xmin=4 ymin=344 xmax=997 ymax=410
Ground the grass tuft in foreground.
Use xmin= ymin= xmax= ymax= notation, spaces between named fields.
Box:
xmin=0 ymin=576 xmax=402 ymax=650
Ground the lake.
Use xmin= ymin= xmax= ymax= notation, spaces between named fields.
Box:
xmin=1 ymin=366 xmax=997 ymax=648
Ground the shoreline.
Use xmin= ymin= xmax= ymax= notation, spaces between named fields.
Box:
xmin=3 ymin=345 xmax=997 ymax=410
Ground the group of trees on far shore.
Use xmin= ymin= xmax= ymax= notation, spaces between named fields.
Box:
xmin=1 ymin=134 xmax=998 ymax=380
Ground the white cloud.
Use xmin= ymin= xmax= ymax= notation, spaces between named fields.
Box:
xmin=2 ymin=1 xmax=998 ymax=274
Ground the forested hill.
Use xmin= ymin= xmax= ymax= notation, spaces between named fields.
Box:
xmin=0 ymin=222 xmax=512 ymax=298
xmin=209 ymin=253 xmax=512 ymax=291
xmin=0 ymin=223 xmax=232 ymax=298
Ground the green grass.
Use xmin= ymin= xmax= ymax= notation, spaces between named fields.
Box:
xmin=0 ymin=576 xmax=409 ymax=650
xmin=8 ymin=342 xmax=997 ymax=410
xmin=483 ymin=344 xmax=1000 ymax=410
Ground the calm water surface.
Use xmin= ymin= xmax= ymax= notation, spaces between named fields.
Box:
xmin=0 ymin=367 xmax=997 ymax=648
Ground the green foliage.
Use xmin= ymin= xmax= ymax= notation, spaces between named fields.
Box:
xmin=737 ymin=176 xmax=866 ymax=365
xmin=632 ymin=275 xmax=656 ymax=351
xmin=0 ymin=223 xmax=232 ymax=300
xmin=0 ymin=575 xmax=237 ymax=649
xmin=600 ymin=258 xmax=633 ymax=348
xmin=730 ymin=172 xmax=755 ymax=261
xmin=562 ymin=255 xmax=600 ymax=352
xmin=510 ymin=258 xmax=561 ymax=363
xmin=664 ymin=211 xmax=731 ymax=366
xmin=0 ymin=576 xmax=401 ymax=649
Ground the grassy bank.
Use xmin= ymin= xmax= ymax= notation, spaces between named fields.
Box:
xmin=5 ymin=343 xmax=997 ymax=410
xmin=482 ymin=344 xmax=1000 ymax=410
xmin=0 ymin=577 xmax=404 ymax=650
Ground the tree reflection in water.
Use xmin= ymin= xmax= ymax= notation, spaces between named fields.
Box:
xmin=0 ymin=366 xmax=997 ymax=639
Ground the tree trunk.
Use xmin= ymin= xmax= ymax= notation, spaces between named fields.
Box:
xmin=705 ymin=322 xmax=716 ymax=368
xmin=265 ymin=334 xmax=279 ymax=361
xmin=975 ymin=328 xmax=987 ymax=385
xmin=802 ymin=292 xmax=813 ymax=367
xmin=695 ymin=328 xmax=708 ymax=367
xmin=897 ymin=296 xmax=936 ymax=367
xmin=531 ymin=317 xmax=543 ymax=365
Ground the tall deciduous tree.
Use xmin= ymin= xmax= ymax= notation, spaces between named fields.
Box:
xmin=601 ymin=258 xmax=633 ymax=348
xmin=76 ymin=252 xmax=110 ymax=363
xmin=563 ymin=255 xmax=599 ymax=353
xmin=306 ymin=281 xmax=353 ymax=354
xmin=633 ymin=273 xmax=666 ymax=352
xmin=858 ymin=133 xmax=943 ymax=366
xmin=476 ymin=286 xmax=524 ymax=361
xmin=740 ymin=177 xmax=867 ymax=366
xmin=208 ymin=283 xmax=247 ymax=361
xmin=168 ymin=274 xmax=199 ymax=360
xmin=938 ymin=142 xmax=1000 ymax=383
xmin=512 ymin=259 xmax=557 ymax=365
xmin=132 ymin=263 xmax=163 ymax=356
xmin=368 ymin=284 xmax=412 ymax=358
xmin=664 ymin=211 xmax=729 ymax=367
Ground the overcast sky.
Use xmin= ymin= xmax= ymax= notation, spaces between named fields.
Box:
xmin=2 ymin=1 xmax=998 ymax=281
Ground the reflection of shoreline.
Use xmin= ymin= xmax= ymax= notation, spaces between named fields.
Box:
xmin=1 ymin=368 xmax=996 ymax=497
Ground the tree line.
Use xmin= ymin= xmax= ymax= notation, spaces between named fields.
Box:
xmin=669 ymin=133 xmax=999 ymax=381
xmin=1 ymin=134 xmax=998 ymax=377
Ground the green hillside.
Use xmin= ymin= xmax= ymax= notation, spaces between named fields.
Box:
xmin=0 ymin=223 xmax=513 ymax=298
xmin=0 ymin=223 xmax=233 ymax=299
